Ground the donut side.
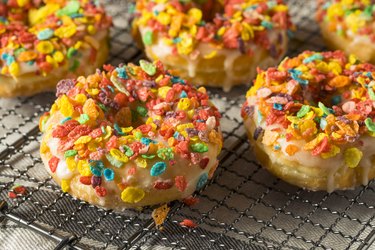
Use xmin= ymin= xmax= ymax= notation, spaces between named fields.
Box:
xmin=244 ymin=111 xmax=375 ymax=191
xmin=132 ymin=0 xmax=293 ymax=91
xmin=320 ymin=22 xmax=375 ymax=64
xmin=138 ymin=28 xmax=288 ymax=92
xmin=0 ymin=35 xmax=109 ymax=97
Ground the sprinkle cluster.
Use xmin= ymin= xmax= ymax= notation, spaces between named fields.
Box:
xmin=317 ymin=0 xmax=375 ymax=40
xmin=0 ymin=0 xmax=111 ymax=77
xmin=40 ymin=60 xmax=222 ymax=204
xmin=132 ymin=0 xmax=293 ymax=57
xmin=242 ymin=50 xmax=375 ymax=168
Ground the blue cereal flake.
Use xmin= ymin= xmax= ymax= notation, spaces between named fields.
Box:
xmin=116 ymin=67 xmax=128 ymax=79
xmin=37 ymin=28 xmax=54 ymax=40
xmin=103 ymin=168 xmax=115 ymax=181
xmin=303 ymin=53 xmax=323 ymax=64
xmin=274 ymin=145 xmax=281 ymax=150
xmin=261 ymin=20 xmax=273 ymax=29
xmin=60 ymin=116 xmax=72 ymax=124
xmin=2 ymin=53 xmax=15 ymax=66
xmin=180 ymin=90 xmax=188 ymax=98
xmin=150 ymin=162 xmax=167 ymax=176
xmin=171 ymin=75 xmax=185 ymax=84
xmin=140 ymin=137 xmax=155 ymax=146
xmin=273 ymin=103 xmax=283 ymax=110
xmin=89 ymin=161 xmax=104 ymax=176
xmin=331 ymin=95 xmax=342 ymax=105
xmin=114 ymin=123 xmax=125 ymax=135
xmin=196 ymin=173 xmax=208 ymax=190
xmin=288 ymin=69 xmax=308 ymax=85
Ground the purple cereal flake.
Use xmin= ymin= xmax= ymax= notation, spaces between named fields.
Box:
xmin=56 ymin=79 xmax=76 ymax=97
xmin=253 ymin=127 xmax=264 ymax=141
xmin=91 ymin=176 xmax=102 ymax=188
xmin=143 ymin=80 xmax=156 ymax=88
xmin=198 ymin=131 xmax=209 ymax=142
xmin=165 ymin=111 xmax=176 ymax=118
xmin=244 ymin=106 xmax=255 ymax=116
xmin=186 ymin=128 xmax=199 ymax=137
xmin=270 ymin=44 xmax=277 ymax=59
xmin=237 ymin=38 xmax=246 ymax=54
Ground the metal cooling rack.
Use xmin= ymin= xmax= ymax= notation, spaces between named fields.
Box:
xmin=1 ymin=0 xmax=375 ymax=249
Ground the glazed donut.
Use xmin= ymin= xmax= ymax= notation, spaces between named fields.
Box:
xmin=241 ymin=50 xmax=375 ymax=192
xmin=0 ymin=0 xmax=111 ymax=97
xmin=317 ymin=0 xmax=375 ymax=63
xmin=39 ymin=60 xmax=223 ymax=209
xmin=132 ymin=0 xmax=293 ymax=91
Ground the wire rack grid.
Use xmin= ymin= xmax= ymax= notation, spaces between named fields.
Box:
xmin=1 ymin=0 xmax=375 ymax=249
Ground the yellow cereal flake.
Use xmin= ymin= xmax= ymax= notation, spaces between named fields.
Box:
xmin=344 ymin=148 xmax=363 ymax=168
xmin=121 ymin=186 xmax=145 ymax=203
xmin=58 ymin=95 xmax=74 ymax=117
xmin=61 ymin=179 xmax=70 ymax=192
xmin=66 ymin=157 xmax=76 ymax=172
xmin=83 ymin=98 xmax=99 ymax=119
xmin=110 ymin=148 xmax=129 ymax=162
xmin=74 ymin=135 xmax=92 ymax=145
xmin=321 ymin=145 xmax=340 ymax=159
xmin=77 ymin=160 xmax=91 ymax=176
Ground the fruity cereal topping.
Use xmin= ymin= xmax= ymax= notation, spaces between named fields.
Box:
xmin=132 ymin=0 xmax=294 ymax=56
xmin=40 ymin=60 xmax=222 ymax=205
xmin=317 ymin=0 xmax=375 ymax=40
xmin=241 ymin=50 xmax=375 ymax=165
xmin=0 ymin=0 xmax=111 ymax=77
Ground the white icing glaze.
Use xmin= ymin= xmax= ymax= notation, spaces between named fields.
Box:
xmin=56 ymin=159 xmax=74 ymax=179
xmin=47 ymin=138 xmax=61 ymax=157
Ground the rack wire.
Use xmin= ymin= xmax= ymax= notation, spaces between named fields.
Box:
xmin=1 ymin=0 xmax=375 ymax=249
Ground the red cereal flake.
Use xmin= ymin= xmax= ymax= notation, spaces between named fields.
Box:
xmin=8 ymin=191 xmax=17 ymax=199
xmin=175 ymin=176 xmax=187 ymax=192
xmin=48 ymin=157 xmax=59 ymax=173
xmin=52 ymin=125 xmax=69 ymax=138
xmin=114 ymin=92 xmax=128 ymax=107
xmin=80 ymin=176 xmax=92 ymax=185
xmin=153 ymin=180 xmax=174 ymax=190
xmin=95 ymin=186 xmax=107 ymax=197
xmin=199 ymin=157 xmax=210 ymax=169
xmin=311 ymin=136 xmax=330 ymax=156
xmin=13 ymin=186 xmax=27 ymax=195
xmin=103 ymin=64 xmax=115 ymax=72
xmin=183 ymin=196 xmax=199 ymax=206
xmin=138 ymin=124 xmax=152 ymax=134
xmin=175 ymin=141 xmax=189 ymax=154
xmin=89 ymin=128 xmax=103 ymax=138
xmin=68 ymin=125 xmax=92 ymax=139
xmin=180 ymin=219 xmax=197 ymax=228
xmin=106 ymin=135 xmax=118 ymax=150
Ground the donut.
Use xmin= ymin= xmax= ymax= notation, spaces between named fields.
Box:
xmin=0 ymin=0 xmax=111 ymax=97
xmin=317 ymin=0 xmax=375 ymax=63
xmin=241 ymin=50 xmax=375 ymax=192
xmin=131 ymin=0 xmax=293 ymax=91
xmin=39 ymin=60 xmax=223 ymax=209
